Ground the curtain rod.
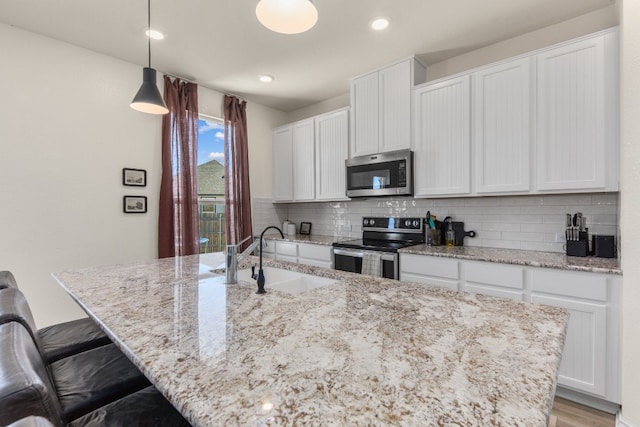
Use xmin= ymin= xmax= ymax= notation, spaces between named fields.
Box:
xmin=162 ymin=72 xmax=247 ymax=102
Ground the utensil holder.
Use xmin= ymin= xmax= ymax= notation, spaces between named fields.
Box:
xmin=426 ymin=228 xmax=441 ymax=246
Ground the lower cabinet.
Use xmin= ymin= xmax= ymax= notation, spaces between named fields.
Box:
xmin=399 ymin=254 xmax=459 ymax=291
xmin=268 ymin=240 xmax=333 ymax=269
xmin=530 ymin=268 xmax=620 ymax=403
xmin=399 ymin=253 xmax=620 ymax=404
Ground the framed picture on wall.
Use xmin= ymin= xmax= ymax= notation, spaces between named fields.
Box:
xmin=123 ymin=168 xmax=147 ymax=187
xmin=123 ymin=196 xmax=147 ymax=214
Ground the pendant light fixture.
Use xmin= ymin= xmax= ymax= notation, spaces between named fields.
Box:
xmin=130 ymin=0 xmax=169 ymax=114
xmin=256 ymin=0 xmax=318 ymax=34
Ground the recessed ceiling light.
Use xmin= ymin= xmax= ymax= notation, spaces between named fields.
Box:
xmin=259 ymin=74 xmax=275 ymax=83
xmin=370 ymin=17 xmax=389 ymax=31
xmin=145 ymin=29 xmax=165 ymax=40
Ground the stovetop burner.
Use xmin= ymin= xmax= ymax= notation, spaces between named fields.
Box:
xmin=332 ymin=216 xmax=425 ymax=253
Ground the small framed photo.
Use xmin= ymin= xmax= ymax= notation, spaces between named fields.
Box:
xmin=300 ymin=222 xmax=312 ymax=235
xmin=123 ymin=196 xmax=147 ymax=214
xmin=123 ymin=168 xmax=147 ymax=187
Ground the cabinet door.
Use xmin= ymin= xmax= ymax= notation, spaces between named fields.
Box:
xmin=379 ymin=59 xmax=412 ymax=153
xmin=531 ymin=294 xmax=607 ymax=397
xmin=413 ymin=75 xmax=471 ymax=196
xmin=474 ymin=58 xmax=531 ymax=194
xmin=536 ymin=35 xmax=607 ymax=191
xmin=315 ymin=109 xmax=349 ymax=200
xmin=272 ymin=126 xmax=293 ymax=202
xmin=350 ymin=71 xmax=379 ymax=157
xmin=292 ymin=119 xmax=315 ymax=201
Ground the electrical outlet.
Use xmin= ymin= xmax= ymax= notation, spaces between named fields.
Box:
xmin=555 ymin=232 xmax=566 ymax=243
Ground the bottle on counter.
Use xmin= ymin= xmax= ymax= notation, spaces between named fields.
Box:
xmin=445 ymin=219 xmax=455 ymax=247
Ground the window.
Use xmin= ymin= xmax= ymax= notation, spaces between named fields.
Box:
xmin=197 ymin=115 xmax=225 ymax=253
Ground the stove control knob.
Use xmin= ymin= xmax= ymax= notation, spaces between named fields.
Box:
xmin=404 ymin=219 xmax=411 ymax=227
xmin=413 ymin=220 xmax=419 ymax=228
xmin=363 ymin=219 xmax=370 ymax=226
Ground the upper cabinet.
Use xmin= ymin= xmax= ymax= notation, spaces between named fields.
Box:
xmin=315 ymin=109 xmax=350 ymax=201
xmin=272 ymin=126 xmax=293 ymax=202
xmin=292 ymin=119 xmax=315 ymax=201
xmin=350 ymin=57 xmax=426 ymax=158
xmin=536 ymin=30 xmax=619 ymax=192
xmin=474 ymin=57 xmax=532 ymax=194
xmin=272 ymin=108 xmax=350 ymax=203
xmin=413 ymin=75 xmax=471 ymax=197
xmin=413 ymin=27 xmax=618 ymax=198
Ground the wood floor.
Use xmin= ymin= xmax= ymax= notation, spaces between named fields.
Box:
xmin=552 ymin=397 xmax=616 ymax=427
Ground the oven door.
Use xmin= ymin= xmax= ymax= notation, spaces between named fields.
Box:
xmin=333 ymin=248 xmax=398 ymax=280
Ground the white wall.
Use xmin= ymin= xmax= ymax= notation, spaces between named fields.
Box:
xmin=426 ymin=5 xmax=619 ymax=81
xmin=619 ymin=0 xmax=640 ymax=425
xmin=0 ymin=23 xmax=285 ymax=327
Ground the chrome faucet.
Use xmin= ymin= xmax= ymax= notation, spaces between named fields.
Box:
xmin=225 ymin=235 xmax=260 ymax=284
xmin=255 ymin=226 xmax=285 ymax=294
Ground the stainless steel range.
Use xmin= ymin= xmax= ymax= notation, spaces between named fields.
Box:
xmin=332 ymin=217 xmax=425 ymax=280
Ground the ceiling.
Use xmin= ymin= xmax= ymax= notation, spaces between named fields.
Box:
xmin=0 ymin=0 xmax=615 ymax=112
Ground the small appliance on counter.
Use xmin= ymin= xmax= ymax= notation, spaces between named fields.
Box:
xmin=592 ymin=235 xmax=615 ymax=258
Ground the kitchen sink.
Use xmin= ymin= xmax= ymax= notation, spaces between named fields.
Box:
xmin=236 ymin=267 xmax=337 ymax=295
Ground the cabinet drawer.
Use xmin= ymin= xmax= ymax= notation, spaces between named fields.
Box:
xmin=298 ymin=243 xmax=332 ymax=262
xmin=400 ymin=272 xmax=458 ymax=292
xmin=465 ymin=284 xmax=525 ymax=301
xmin=298 ymin=258 xmax=333 ymax=269
xmin=530 ymin=268 xmax=608 ymax=301
xmin=400 ymin=254 xmax=459 ymax=279
xmin=464 ymin=261 xmax=524 ymax=289
xmin=275 ymin=241 xmax=298 ymax=257
xmin=262 ymin=240 xmax=276 ymax=254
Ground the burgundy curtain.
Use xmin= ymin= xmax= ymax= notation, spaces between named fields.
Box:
xmin=158 ymin=76 xmax=200 ymax=258
xmin=224 ymin=95 xmax=253 ymax=251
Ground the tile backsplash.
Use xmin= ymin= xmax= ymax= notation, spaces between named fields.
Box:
xmin=253 ymin=193 xmax=618 ymax=253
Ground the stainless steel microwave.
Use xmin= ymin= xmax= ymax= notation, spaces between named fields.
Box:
xmin=345 ymin=150 xmax=413 ymax=198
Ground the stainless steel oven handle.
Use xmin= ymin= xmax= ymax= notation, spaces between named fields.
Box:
xmin=333 ymin=249 xmax=364 ymax=258
xmin=333 ymin=248 xmax=396 ymax=262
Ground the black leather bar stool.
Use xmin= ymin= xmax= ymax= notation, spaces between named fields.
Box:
xmin=0 ymin=270 xmax=111 ymax=363
xmin=0 ymin=287 xmax=150 ymax=421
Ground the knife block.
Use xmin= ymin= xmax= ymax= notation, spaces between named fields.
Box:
xmin=566 ymin=232 xmax=589 ymax=257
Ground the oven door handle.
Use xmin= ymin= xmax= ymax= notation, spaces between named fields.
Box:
xmin=333 ymin=249 xmax=396 ymax=262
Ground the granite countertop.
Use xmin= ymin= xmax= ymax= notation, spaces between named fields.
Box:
xmin=264 ymin=234 xmax=621 ymax=274
xmin=53 ymin=254 xmax=568 ymax=427
xmin=399 ymin=245 xmax=621 ymax=275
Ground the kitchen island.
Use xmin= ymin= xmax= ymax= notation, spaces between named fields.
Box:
xmin=53 ymin=254 xmax=568 ymax=426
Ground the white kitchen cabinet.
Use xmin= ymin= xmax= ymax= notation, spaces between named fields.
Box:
xmin=473 ymin=58 xmax=532 ymax=194
xmin=536 ymin=29 xmax=619 ymax=192
xmin=274 ymin=241 xmax=298 ymax=264
xmin=272 ymin=109 xmax=350 ymax=203
xmin=530 ymin=268 xmax=619 ymax=403
xmin=399 ymin=254 xmax=459 ymax=291
xmin=297 ymin=243 xmax=333 ymax=269
xmin=266 ymin=240 xmax=333 ymax=269
xmin=272 ymin=126 xmax=293 ymax=202
xmin=413 ymin=75 xmax=471 ymax=197
xmin=292 ymin=119 xmax=315 ymax=201
xmin=461 ymin=261 xmax=525 ymax=301
xmin=315 ymin=108 xmax=350 ymax=201
xmin=350 ymin=57 xmax=426 ymax=158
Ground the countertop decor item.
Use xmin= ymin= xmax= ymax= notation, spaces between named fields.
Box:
xmin=299 ymin=222 xmax=312 ymax=235
xmin=130 ymin=0 xmax=168 ymax=115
